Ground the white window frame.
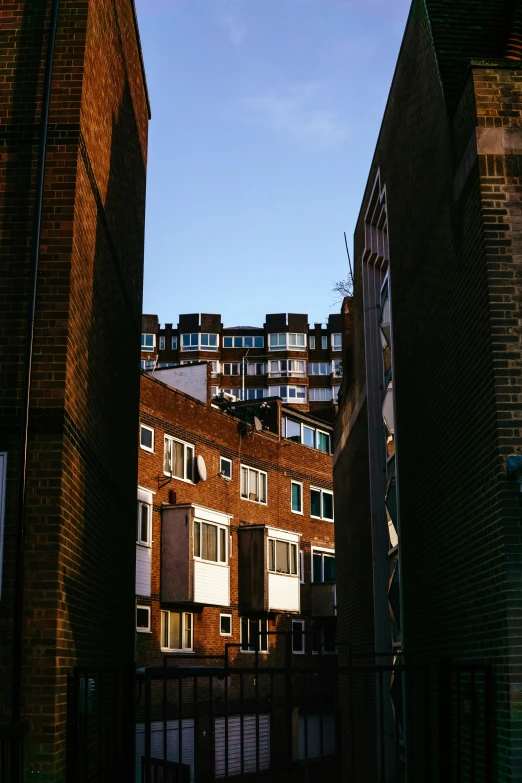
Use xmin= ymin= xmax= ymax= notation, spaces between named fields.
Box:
xmin=180 ymin=333 xmax=219 ymax=351
xmin=247 ymin=362 xmax=265 ymax=376
xmin=309 ymin=388 xmax=333 ymax=402
xmin=209 ymin=360 xmax=220 ymax=376
xmin=300 ymin=550 xmax=305 ymax=584
xmin=161 ymin=610 xmax=193 ymax=652
xmin=140 ymin=424 xmax=154 ymax=453
xmin=193 ymin=518 xmax=228 ymax=565
xmin=223 ymin=388 xmax=241 ymax=398
xmin=223 ymin=363 xmax=243 ymax=376
xmin=308 ymin=362 xmax=331 ymax=376
xmin=141 ymin=333 xmax=155 ymax=351
xmin=268 ymin=537 xmax=298 ymax=576
xmin=137 ymin=499 xmax=152 ymax=547
xmin=164 ymin=435 xmax=195 ymax=483
xmin=272 ymin=386 xmax=307 ymax=404
xmin=246 ymin=388 xmax=266 ymax=400
xmin=331 ymin=333 xmax=342 ymax=351
xmin=311 ymin=547 xmax=336 ymax=583
xmin=240 ymin=465 xmax=268 ymax=505
xmin=220 ymin=456 xmax=232 ymax=480
xmin=171 ymin=335 xmax=178 ymax=350
xmin=282 ymin=418 xmax=331 ymax=453
xmin=0 ymin=453 xmax=6 ymax=598
xmin=220 ymin=613 xmax=233 ymax=636
xmin=268 ymin=333 xmax=306 ymax=351
xmin=268 ymin=360 xmax=306 ymax=377
xmin=240 ymin=617 xmax=269 ymax=653
xmin=310 ymin=487 xmax=334 ymax=522
xmin=309 ymin=335 xmax=315 ymax=350
xmin=321 ymin=336 xmax=328 ymax=350
xmin=159 ymin=336 xmax=165 ymax=350
xmin=136 ymin=605 xmax=151 ymax=633
xmin=292 ymin=619 xmax=305 ymax=655
xmin=291 ymin=481 xmax=303 ymax=515
xmin=223 ymin=335 xmax=264 ymax=349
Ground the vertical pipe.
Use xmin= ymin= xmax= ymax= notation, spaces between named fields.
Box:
xmin=11 ymin=0 xmax=61 ymax=739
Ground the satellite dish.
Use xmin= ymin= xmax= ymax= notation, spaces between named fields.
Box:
xmin=254 ymin=416 xmax=263 ymax=432
xmin=196 ymin=455 xmax=207 ymax=482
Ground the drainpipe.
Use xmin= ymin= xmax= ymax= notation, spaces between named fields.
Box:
xmin=11 ymin=0 xmax=61 ymax=738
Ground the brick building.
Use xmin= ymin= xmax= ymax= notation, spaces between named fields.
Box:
xmin=333 ymin=1 xmax=522 ymax=781
xmin=135 ymin=366 xmax=336 ymax=778
xmin=0 ymin=1 xmax=149 ymax=780
xmin=140 ymin=312 xmax=344 ymax=416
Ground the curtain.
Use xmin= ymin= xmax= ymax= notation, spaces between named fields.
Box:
xmin=172 ymin=440 xmax=184 ymax=478
xmin=202 ymin=522 xmax=217 ymax=561
xmin=276 ymin=540 xmax=289 ymax=574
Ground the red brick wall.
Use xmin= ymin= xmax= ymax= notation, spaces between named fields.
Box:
xmin=0 ymin=1 xmax=148 ymax=779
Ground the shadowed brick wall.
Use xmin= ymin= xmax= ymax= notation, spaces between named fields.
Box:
xmin=0 ymin=1 xmax=149 ymax=780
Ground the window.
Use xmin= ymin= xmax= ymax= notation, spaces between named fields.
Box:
xmin=269 ymin=360 xmax=306 ymax=376
xmin=321 ymin=336 xmax=327 ymax=350
xmin=333 ymin=360 xmax=343 ymax=376
xmin=247 ymin=362 xmax=265 ymax=376
xmin=281 ymin=418 xmax=331 ymax=453
xmin=159 ymin=336 xmax=165 ymax=350
xmin=268 ymin=333 xmax=306 ymax=351
xmin=312 ymin=619 xmax=336 ymax=654
xmin=240 ymin=465 xmax=267 ymax=504
xmin=161 ymin=611 xmax=193 ymax=651
xmin=223 ymin=335 xmax=264 ymax=348
xmin=241 ymin=618 xmax=268 ymax=652
xmin=292 ymin=620 xmax=305 ymax=654
xmin=137 ymin=499 xmax=151 ymax=546
xmin=332 ymin=334 xmax=342 ymax=351
xmin=332 ymin=386 xmax=341 ymax=403
xmin=211 ymin=386 xmax=219 ymax=397
xmin=140 ymin=359 xmax=155 ymax=370
xmin=310 ymin=488 xmax=334 ymax=521
xmin=291 ymin=481 xmax=303 ymax=514
xmin=141 ymin=333 xmax=155 ymax=351
xmin=246 ymin=388 xmax=266 ymax=400
xmin=309 ymin=336 xmax=315 ymax=350
xmin=300 ymin=551 xmax=305 ymax=584
xmin=171 ymin=336 xmax=178 ymax=350
xmin=193 ymin=519 xmax=228 ymax=563
xmin=180 ymin=333 xmax=218 ymax=351
xmin=223 ymin=388 xmax=241 ymax=398
xmin=220 ymin=457 xmax=232 ymax=480
xmin=309 ymin=363 xmax=331 ymax=375
xmin=136 ymin=605 xmax=151 ymax=632
xmin=309 ymin=388 xmax=332 ymax=402
xmin=223 ymin=363 xmax=244 ymax=376
xmin=272 ymin=386 xmax=307 ymax=403
xmin=140 ymin=424 xmax=154 ymax=453
xmin=220 ymin=614 xmax=232 ymax=636
xmin=268 ymin=538 xmax=298 ymax=575
xmin=312 ymin=550 xmax=336 ymax=582
xmin=164 ymin=436 xmax=195 ymax=482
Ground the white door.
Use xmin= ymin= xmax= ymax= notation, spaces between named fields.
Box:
xmin=136 ymin=720 xmax=195 ymax=782
xmin=298 ymin=712 xmax=335 ymax=759
xmin=214 ymin=714 xmax=270 ymax=777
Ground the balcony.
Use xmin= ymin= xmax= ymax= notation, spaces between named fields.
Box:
xmin=310 ymin=583 xmax=336 ymax=617
xmin=162 ymin=504 xmax=231 ymax=607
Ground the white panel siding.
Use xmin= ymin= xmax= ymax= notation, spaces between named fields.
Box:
xmin=193 ymin=506 xmax=231 ymax=526
xmin=136 ymin=720 xmax=194 ymax=782
xmin=150 ymin=365 xmax=208 ymax=403
xmin=268 ymin=573 xmax=300 ymax=612
xmin=215 ymin=715 xmax=270 ymax=777
xmin=194 ymin=561 xmax=229 ymax=606
xmin=298 ymin=713 xmax=335 ymax=759
xmin=267 ymin=526 xmax=300 ymax=543
xmin=136 ymin=545 xmax=152 ymax=597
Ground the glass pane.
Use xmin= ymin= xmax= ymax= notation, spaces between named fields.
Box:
xmin=137 ymin=608 xmax=149 ymax=629
xmin=202 ymin=523 xmax=218 ymax=561
xmin=220 ymin=458 xmax=231 ymax=479
xmin=221 ymin=615 xmax=231 ymax=634
xmin=201 ymin=334 xmax=209 ymax=346
xmin=324 ymin=620 xmax=336 ymax=652
xmin=286 ymin=420 xmax=301 ymax=443
xmin=240 ymin=467 xmax=248 ymax=497
xmin=140 ymin=504 xmax=149 ymax=543
xmin=161 ymin=611 xmax=169 ymax=647
xmin=276 ymin=540 xmax=289 ymax=573
xmin=256 ymin=364 xmax=264 ymax=375
xmin=209 ymin=334 xmax=217 ymax=346
xmin=141 ymin=426 xmax=152 ymax=449
xmin=322 ymin=336 xmax=327 ymax=349
xmin=291 ymin=544 xmax=297 ymax=575
xmin=184 ymin=614 xmax=192 ymax=649
xmin=254 ymin=337 xmax=263 ymax=347
xmin=259 ymin=473 xmax=266 ymax=503
xmin=322 ymin=492 xmax=334 ymax=520
xmin=269 ymin=539 xmax=275 ymax=572
xmin=291 ymin=482 xmax=301 ymax=512
xmin=244 ymin=336 xmax=253 ymax=347
xmin=185 ymin=445 xmax=194 ymax=481
xmin=234 ymin=337 xmax=242 ymax=347
xmin=164 ymin=438 xmax=171 ymax=473
xmin=292 ymin=622 xmax=304 ymax=653
xmin=249 ymin=469 xmax=258 ymax=498
xmin=194 ymin=520 xmax=201 ymax=557
xmin=219 ymin=528 xmax=226 ymax=562
xmin=297 ymin=334 xmax=305 ymax=346
xmin=260 ymin=619 xmax=268 ymax=652
xmin=310 ymin=336 xmax=315 ymax=349
xmin=182 ymin=334 xmax=190 ymax=346
xmin=241 ymin=618 xmax=249 ymax=650
xmin=172 ymin=441 xmax=184 ymax=478
xmin=313 ymin=553 xmax=322 ymax=583
xmin=269 ymin=334 xmax=278 ymax=346
xmin=317 ymin=431 xmax=330 ymax=453
xmin=303 ymin=427 xmax=315 ymax=448
xmin=223 ymin=337 xmax=232 ymax=347
xmin=324 ymin=556 xmax=336 ymax=581
xmin=311 ymin=490 xmax=321 ymax=517
xmin=169 ymin=612 xmax=182 ymax=650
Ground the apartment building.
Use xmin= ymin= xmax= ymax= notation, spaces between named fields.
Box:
xmin=334 ymin=1 xmax=522 ymax=781
xmin=0 ymin=2 xmax=149 ymax=780
xmin=135 ymin=366 xmax=335 ymax=779
xmin=140 ymin=312 xmax=344 ymax=415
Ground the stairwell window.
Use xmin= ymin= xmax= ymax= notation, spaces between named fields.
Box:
xmin=164 ymin=436 xmax=195 ymax=483
xmin=309 ymin=336 xmax=316 ymax=349
xmin=291 ymin=481 xmax=303 ymax=514
xmin=240 ymin=465 xmax=267 ymax=504
xmin=161 ymin=611 xmax=193 ymax=652
xmin=171 ymin=336 xmax=178 ymax=350
xmin=159 ymin=336 xmax=165 ymax=350
xmin=268 ymin=538 xmax=298 ymax=575
xmin=241 ymin=618 xmax=268 ymax=653
xmin=310 ymin=488 xmax=334 ymax=521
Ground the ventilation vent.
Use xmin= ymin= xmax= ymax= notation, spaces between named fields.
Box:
xmin=505 ymin=1 xmax=522 ymax=60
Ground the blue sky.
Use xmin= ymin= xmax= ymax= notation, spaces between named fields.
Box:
xmin=135 ymin=0 xmax=411 ymax=327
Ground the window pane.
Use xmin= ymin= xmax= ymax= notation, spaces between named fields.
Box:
xmin=137 ymin=607 xmax=149 ymax=629
xmin=311 ymin=490 xmax=321 ymax=517
xmin=194 ymin=521 xmax=201 ymax=557
xmin=220 ymin=458 xmax=231 ymax=479
xmin=322 ymin=336 xmax=327 ymax=349
xmin=303 ymin=426 xmax=315 ymax=448
xmin=240 ymin=467 xmax=248 ymax=497
xmin=254 ymin=337 xmax=264 ymax=347
xmin=269 ymin=539 xmax=275 ymax=572
xmin=323 ymin=492 xmax=334 ymax=520
xmin=286 ymin=420 xmax=301 ymax=443
xmin=185 ymin=445 xmax=194 ymax=481
xmin=141 ymin=426 xmax=153 ymax=449
xmin=169 ymin=612 xmax=182 ymax=650
xmin=244 ymin=336 xmax=253 ymax=347
xmin=297 ymin=334 xmax=305 ymax=346
xmin=209 ymin=334 xmax=217 ymax=346
xmin=185 ymin=614 xmax=192 ymax=649
xmin=140 ymin=504 xmax=149 ymax=543
xmin=259 ymin=473 xmax=266 ymax=503
xmin=172 ymin=441 xmax=184 ymax=478
xmin=182 ymin=334 xmax=190 ymax=346
xmin=219 ymin=527 xmax=226 ymax=562
xmin=310 ymin=336 xmax=315 ymax=349
xmin=201 ymin=334 xmax=209 ymax=346
xmin=202 ymin=522 xmax=218 ymax=561
xmin=313 ymin=553 xmax=322 ymax=583
xmin=223 ymin=337 xmax=233 ymax=347
xmin=260 ymin=619 xmax=268 ymax=652
xmin=317 ymin=431 xmax=330 ymax=453
xmin=249 ymin=469 xmax=258 ymax=498
xmin=221 ymin=615 xmax=231 ymax=634
xmin=276 ymin=540 xmax=289 ymax=573
xmin=324 ymin=555 xmax=336 ymax=581
xmin=241 ymin=618 xmax=249 ymax=650
xmin=291 ymin=482 xmax=301 ymax=513
xmin=291 ymin=544 xmax=297 ymax=575
xmin=162 ymin=611 xmax=169 ymax=647
xmin=172 ymin=336 xmax=177 ymax=349
xmin=234 ymin=337 xmax=242 ymax=347
xmin=164 ymin=438 xmax=171 ymax=473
